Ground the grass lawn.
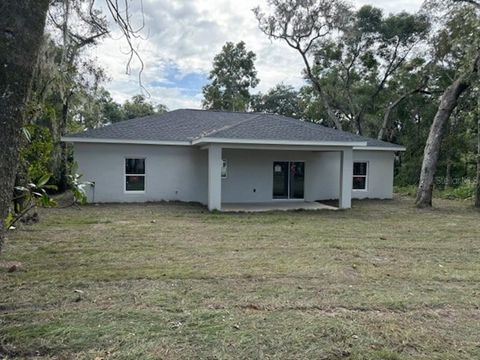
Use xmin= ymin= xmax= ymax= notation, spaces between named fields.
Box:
xmin=1 ymin=196 xmax=480 ymax=359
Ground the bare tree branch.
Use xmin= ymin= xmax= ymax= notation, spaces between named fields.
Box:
xmin=378 ymin=75 xmax=430 ymax=140
xmin=254 ymin=0 xmax=350 ymax=130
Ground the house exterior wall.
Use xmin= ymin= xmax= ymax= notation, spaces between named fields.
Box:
xmin=73 ymin=143 xmax=395 ymax=204
xmin=220 ymin=149 xmax=394 ymax=202
xmin=73 ymin=143 xmax=208 ymax=204
xmin=352 ymin=150 xmax=395 ymax=199
xmin=221 ymin=149 xmax=324 ymax=203
xmin=304 ymin=150 xmax=394 ymax=200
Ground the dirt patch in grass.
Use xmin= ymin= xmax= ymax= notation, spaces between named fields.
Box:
xmin=1 ymin=196 xmax=480 ymax=359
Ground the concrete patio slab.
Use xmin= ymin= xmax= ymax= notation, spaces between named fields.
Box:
xmin=221 ymin=201 xmax=338 ymax=213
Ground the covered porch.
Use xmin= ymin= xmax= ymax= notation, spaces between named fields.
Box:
xmin=204 ymin=142 xmax=360 ymax=212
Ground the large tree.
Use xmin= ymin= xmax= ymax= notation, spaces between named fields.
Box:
xmin=416 ymin=0 xmax=480 ymax=207
xmin=48 ymin=1 xmax=109 ymax=191
xmin=0 ymin=0 xmax=50 ymax=253
xmin=0 ymin=1 xmax=147 ymax=254
xmin=311 ymin=6 xmax=429 ymax=136
xmin=202 ymin=41 xmax=259 ymax=112
xmin=254 ymin=0 xmax=350 ymax=129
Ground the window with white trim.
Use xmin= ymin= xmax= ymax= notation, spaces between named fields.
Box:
xmin=353 ymin=162 xmax=368 ymax=190
xmin=125 ymin=158 xmax=145 ymax=191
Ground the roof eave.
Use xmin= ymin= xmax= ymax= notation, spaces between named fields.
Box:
xmin=353 ymin=146 xmax=406 ymax=151
xmin=61 ymin=136 xmax=191 ymax=146
xmin=62 ymin=136 xmax=404 ymax=150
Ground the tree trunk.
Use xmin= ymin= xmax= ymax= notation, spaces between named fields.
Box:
xmin=416 ymin=53 xmax=480 ymax=208
xmin=354 ymin=111 xmax=363 ymax=136
xmin=0 ymin=0 xmax=50 ymax=253
xmin=321 ymin=93 xmax=343 ymax=131
xmin=475 ymin=115 xmax=480 ymax=208
xmin=58 ymin=93 xmax=72 ymax=192
xmin=299 ymin=51 xmax=343 ymax=130
xmin=13 ymin=157 xmax=29 ymax=215
xmin=379 ymin=92 xmax=413 ymax=141
xmin=378 ymin=78 xmax=428 ymax=141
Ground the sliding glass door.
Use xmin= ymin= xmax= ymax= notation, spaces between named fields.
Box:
xmin=273 ymin=161 xmax=305 ymax=199
xmin=289 ymin=161 xmax=305 ymax=199
xmin=273 ymin=161 xmax=289 ymax=199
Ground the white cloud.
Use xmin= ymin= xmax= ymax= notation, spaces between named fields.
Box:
xmin=94 ymin=0 xmax=423 ymax=110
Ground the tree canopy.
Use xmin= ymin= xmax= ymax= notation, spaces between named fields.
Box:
xmin=202 ymin=41 xmax=259 ymax=112
xmin=250 ymin=84 xmax=302 ymax=118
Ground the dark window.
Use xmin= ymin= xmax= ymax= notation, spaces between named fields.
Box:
xmin=353 ymin=162 xmax=367 ymax=176
xmin=353 ymin=162 xmax=368 ymax=190
xmin=125 ymin=158 xmax=145 ymax=191
xmin=126 ymin=176 xmax=145 ymax=191
xmin=353 ymin=176 xmax=366 ymax=190
xmin=126 ymin=158 xmax=145 ymax=175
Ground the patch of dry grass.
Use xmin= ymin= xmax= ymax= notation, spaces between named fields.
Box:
xmin=1 ymin=197 xmax=480 ymax=359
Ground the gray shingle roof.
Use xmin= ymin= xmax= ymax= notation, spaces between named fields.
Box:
xmin=66 ymin=109 xmax=404 ymax=149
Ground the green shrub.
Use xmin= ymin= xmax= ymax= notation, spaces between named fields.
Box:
xmin=440 ymin=181 xmax=475 ymax=200
xmin=394 ymin=185 xmax=417 ymax=197
xmin=21 ymin=124 xmax=53 ymax=182
xmin=395 ymin=181 xmax=475 ymax=201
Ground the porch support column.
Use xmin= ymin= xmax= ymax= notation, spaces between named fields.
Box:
xmin=339 ymin=148 xmax=353 ymax=209
xmin=208 ymin=145 xmax=222 ymax=211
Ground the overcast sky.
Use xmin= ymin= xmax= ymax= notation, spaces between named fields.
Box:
xmin=93 ymin=0 xmax=423 ymax=110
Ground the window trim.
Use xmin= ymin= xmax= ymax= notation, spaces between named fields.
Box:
xmin=124 ymin=157 xmax=146 ymax=193
xmin=352 ymin=161 xmax=368 ymax=191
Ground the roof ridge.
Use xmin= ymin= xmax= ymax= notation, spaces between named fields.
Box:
xmin=183 ymin=108 xmax=270 ymax=115
xmin=192 ymin=113 xmax=263 ymax=140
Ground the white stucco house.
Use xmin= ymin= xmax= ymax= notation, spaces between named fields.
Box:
xmin=62 ymin=109 xmax=405 ymax=211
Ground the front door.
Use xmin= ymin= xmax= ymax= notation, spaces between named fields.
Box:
xmin=273 ymin=161 xmax=305 ymax=199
